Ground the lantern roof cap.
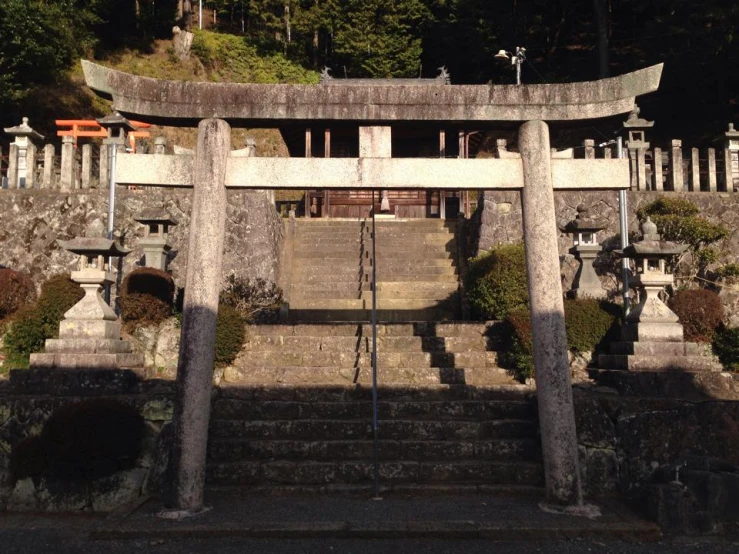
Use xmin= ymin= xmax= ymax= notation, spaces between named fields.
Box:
xmin=58 ymin=237 xmax=130 ymax=257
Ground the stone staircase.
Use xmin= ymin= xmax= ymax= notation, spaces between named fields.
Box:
xmin=206 ymin=384 xmax=542 ymax=492
xmin=286 ymin=219 xmax=461 ymax=322
xmin=224 ymin=322 xmax=519 ymax=387
xmin=208 ymin=218 xmax=542 ymax=492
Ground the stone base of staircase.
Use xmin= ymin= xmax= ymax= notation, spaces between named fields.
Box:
xmin=207 ymin=383 xmax=542 ymax=490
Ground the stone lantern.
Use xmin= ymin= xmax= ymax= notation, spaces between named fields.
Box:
xmin=3 ymin=117 xmax=44 ymax=188
xmin=135 ymin=209 xmax=178 ymax=271
xmin=29 ymin=238 xmax=144 ymax=370
xmin=560 ymin=204 xmax=607 ymax=299
xmin=619 ymin=217 xmax=687 ymax=342
xmin=623 ymin=107 xmax=654 ymax=191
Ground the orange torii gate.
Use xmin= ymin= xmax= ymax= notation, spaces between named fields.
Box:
xmin=55 ymin=119 xmax=152 ymax=152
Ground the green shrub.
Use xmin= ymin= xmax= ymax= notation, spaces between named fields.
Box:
xmin=2 ymin=274 xmax=83 ymax=369
xmin=465 ymin=243 xmax=528 ymax=320
xmin=668 ymin=289 xmax=724 ymax=342
xmin=712 ymin=325 xmax=739 ymax=371
xmin=214 ymin=303 xmax=246 ymax=368
xmin=0 ymin=268 xmax=36 ymax=321
xmin=636 ymin=197 xmax=700 ymax=218
xmin=564 ymin=299 xmax=621 ymax=353
xmin=119 ymin=268 xmax=175 ymax=328
xmin=716 ymin=263 xmax=739 ymax=281
xmin=220 ymin=274 xmax=283 ymax=323
xmin=500 ymin=307 xmax=535 ymax=381
xmin=500 ymin=300 xmax=621 ymax=382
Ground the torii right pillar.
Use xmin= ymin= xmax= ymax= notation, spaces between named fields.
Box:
xmin=519 ymin=121 xmax=582 ymax=507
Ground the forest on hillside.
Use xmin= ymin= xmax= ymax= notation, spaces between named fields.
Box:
xmin=0 ymin=0 xmax=737 ymax=141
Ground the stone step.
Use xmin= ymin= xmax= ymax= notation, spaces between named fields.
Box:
xmin=211 ymin=398 xmax=537 ymax=421
xmin=290 ymin=298 xmax=459 ymax=312
xmin=598 ymin=354 xmax=722 ymax=372
xmin=236 ymin=350 xmax=498 ymax=369
xmin=294 ymin=248 xmax=455 ymax=260
xmin=286 ymin=309 xmax=459 ymax=324
xmin=223 ymin=365 xmax=515 ymax=386
xmin=244 ymin=322 xmax=501 ymax=338
xmin=609 ymin=341 xmax=709 ymax=356
xmin=209 ymin=418 xmax=538 ymax=442
xmin=206 ymin=460 xmax=543 ymax=486
xmin=242 ymin=335 xmax=486 ymax=353
xmin=216 ymin=382 xmax=535 ymax=402
xmin=207 ymin=438 xmax=540 ymax=463
xmin=296 ymin=233 xmax=455 ymax=245
xmin=29 ymin=352 xmax=144 ymax=370
xmin=43 ymin=338 xmax=135 ymax=354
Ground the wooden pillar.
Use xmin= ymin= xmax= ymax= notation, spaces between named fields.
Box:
xmin=439 ymin=130 xmax=446 ymax=158
xmin=670 ymin=140 xmax=683 ymax=192
xmin=324 ymin=128 xmax=331 ymax=158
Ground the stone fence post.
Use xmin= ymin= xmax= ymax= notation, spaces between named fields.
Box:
xmin=690 ymin=148 xmax=700 ymax=191
xmin=7 ymin=144 xmax=19 ymax=189
xmin=25 ymin=142 xmax=37 ymax=189
xmin=81 ymin=144 xmax=93 ymax=189
xmin=99 ymin=144 xmax=110 ymax=186
xmin=154 ymin=137 xmax=167 ymax=154
xmin=583 ymin=139 xmax=595 ymax=159
xmin=670 ymin=140 xmax=683 ymax=192
xmin=60 ymin=136 xmax=75 ymax=190
xmin=652 ymin=147 xmax=663 ymax=191
xmin=708 ymin=148 xmax=717 ymax=192
xmin=43 ymin=144 xmax=55 ymax=189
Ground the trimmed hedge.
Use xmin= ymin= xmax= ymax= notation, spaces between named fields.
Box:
xmin=712 ymin=325 xmax=739 ymax=372
xmin=214 ymin=303 xmax=246 ymax=368
xmin=119 ymin=267 xmax=175 ymax=328
xmin=2 ymin=274 xmax=83 ymax=369
xmin=465 ymin=243 xmax=528 ymax=320
xmin=668 ymin=289 xmax=724 ymax=342
xmin=501 ymin=299 xmax=621 ymax=382
xmin=0 ymin=268 xmax=36 ymax=321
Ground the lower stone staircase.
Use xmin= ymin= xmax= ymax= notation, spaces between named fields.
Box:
xmin=206 ymin=384 xmax=542 ymax=491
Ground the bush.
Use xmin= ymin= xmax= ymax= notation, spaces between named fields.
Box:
xmin=465 ymin=244 xmax=528 ymax=320
xmin=2 ymin=274 xmax=83 ymax=369
xmin=220 ymin=274 xmax=283 ymax=323
xmin=668 ymin=289 xmax=724 ymax=342
xmin=500 ymin=300 xmax=621 ymax=382
xmin=712 ymin=325 xmax=739 ymax=372
xmin=214 ymin=303 xmax=246 ymax=368
xmin=119 ymin=268 xmax=175 ymax=328
xmin=0 ymin=268 xmax=36 ymax=320
xmin=564 ymin=299 xmax=621 ymax=353
xmin=500 ymin=307 xmax=535 ymax=381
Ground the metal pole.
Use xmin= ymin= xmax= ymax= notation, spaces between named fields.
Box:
xmin=617 ymin=137 xmax=630 ymax=315
xmin=370 ymin=189 xmax=381 ymax=500
xmin=105 ymin=143 xmax=118 ymax=304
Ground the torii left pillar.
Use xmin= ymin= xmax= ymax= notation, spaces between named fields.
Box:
xmin=162 ymin=118 xmax=230 ymax=517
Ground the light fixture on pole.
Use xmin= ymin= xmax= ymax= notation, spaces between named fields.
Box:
xmin=494 ymin=46 xmax=526 ymax=85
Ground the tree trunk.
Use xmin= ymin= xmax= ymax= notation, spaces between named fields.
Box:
xmin=593 ymin=0 xmax=609 ymax=78
xmin=285 ymin=3 xmax=291 ymax=54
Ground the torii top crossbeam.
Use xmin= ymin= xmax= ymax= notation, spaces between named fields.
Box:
xmin=82 ymin=60 xmax=663 ymax=127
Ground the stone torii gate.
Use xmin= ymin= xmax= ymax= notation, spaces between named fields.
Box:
xmin=83 ymin=60 xmax=663 ymax=516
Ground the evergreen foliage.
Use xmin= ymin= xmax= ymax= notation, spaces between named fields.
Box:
xmin=119 ymin=267 xmax=176 ymax=329
xmin=214 ymin=303 xmax=246 ymax=367
xmin=2 ymin=274 xmax=83 ymax=370
xmin=712 ymin=325 xmax=739 ymax=372
xmin=465 ymin=243 xmax=528 ymax=320
xmin=0 ymin=269 xmax=36 ymax=321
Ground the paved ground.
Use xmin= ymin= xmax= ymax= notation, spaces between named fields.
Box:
xmin=1 ymin=491 xmax=738 ymax=553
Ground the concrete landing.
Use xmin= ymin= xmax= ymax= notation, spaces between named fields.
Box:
xmin=84 ymin=492 xmax=660 ymax=542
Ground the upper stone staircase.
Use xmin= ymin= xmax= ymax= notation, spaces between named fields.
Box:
xmin=285 ymin=219 xmax=461 ymax=323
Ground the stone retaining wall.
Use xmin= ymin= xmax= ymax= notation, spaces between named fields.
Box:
xmin=0 ymin=188 xmax=283 ymax=289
